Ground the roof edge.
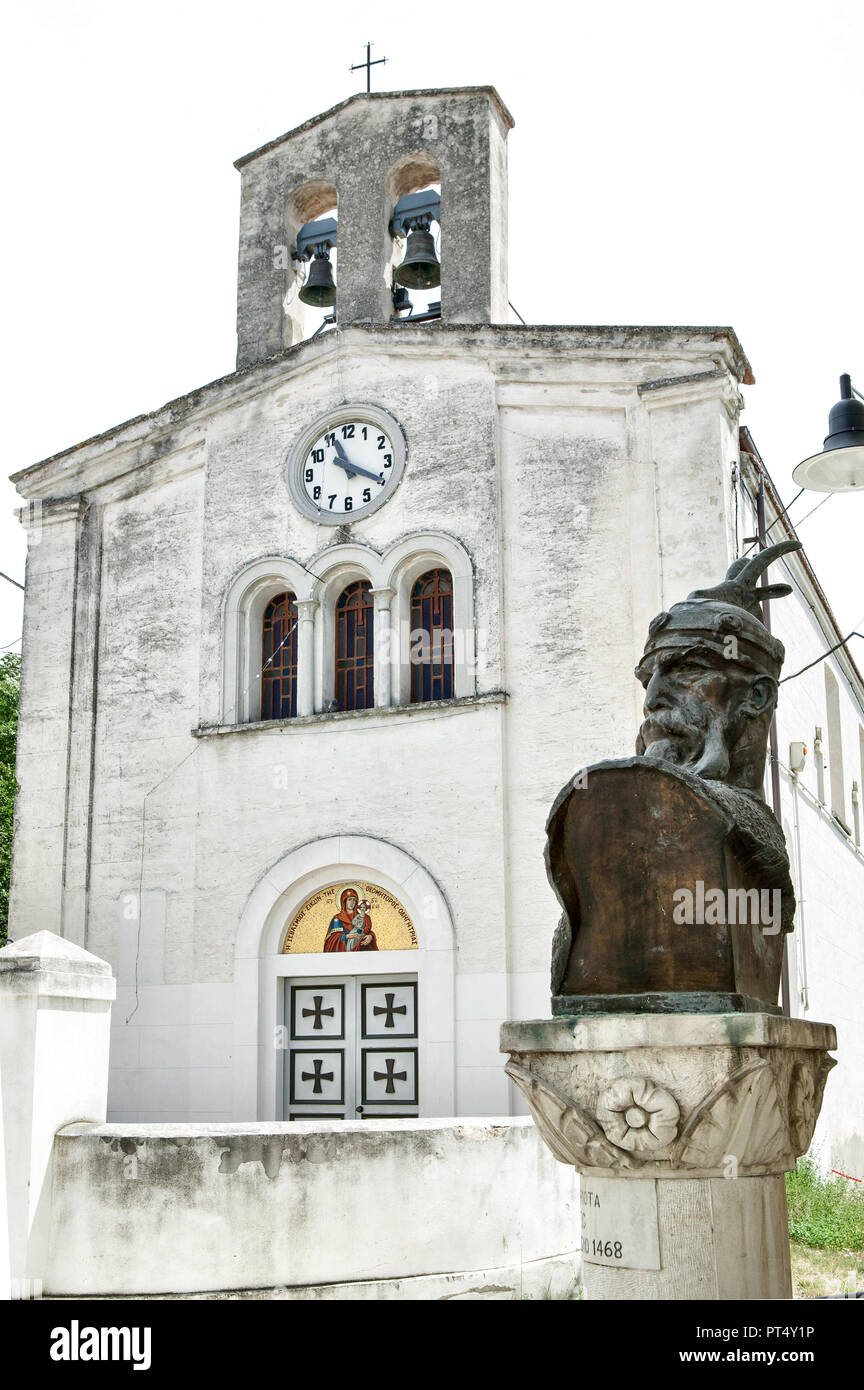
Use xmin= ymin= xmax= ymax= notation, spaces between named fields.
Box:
xmin=234 ymin=86 xmax=515 ymax=169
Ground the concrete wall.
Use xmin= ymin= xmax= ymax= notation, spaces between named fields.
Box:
xmin=45 ymin=1117 xmax=579 ymax=1300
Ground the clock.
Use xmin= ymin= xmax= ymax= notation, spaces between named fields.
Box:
xmin=285 ymin=404 xmax=406 ymax=524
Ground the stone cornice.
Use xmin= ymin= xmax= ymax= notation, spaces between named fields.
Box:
xmin=194 ymin=689 xmax=508 ymax=739
xmin=234 ymin=87 xmax=516 ymax=169
xmin=10 ymin=324 xmax=752 ymax=500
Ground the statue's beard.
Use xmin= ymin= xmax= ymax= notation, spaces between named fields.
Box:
xmin=637 ymin=704 xmax=731 ymax=782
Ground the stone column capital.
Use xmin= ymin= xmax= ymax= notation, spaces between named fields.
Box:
xmin=16 ymin=497 xmax=86 ymax=535
xmin=370 ymin=586 xmax=396 ymax=608
xmin=501 ymin=1012 xmax=836 ymax=1180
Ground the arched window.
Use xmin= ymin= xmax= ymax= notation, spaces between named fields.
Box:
xmin=335 ymin=581 xmax=374 ymax=711
xmin=261 ymin=592 xmax=299 ymax=720
xmin=410 ymin=569 xmax=454 ymax=703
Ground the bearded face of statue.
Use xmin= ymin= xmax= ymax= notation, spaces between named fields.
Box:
xmin=635 ymin=648 xmax=777 ymax=792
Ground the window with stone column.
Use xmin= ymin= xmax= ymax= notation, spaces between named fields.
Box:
xmin=335 ymin=580 xmax=374 ymax=712
xmin=261 ymin=592 xmax=299 ymax=719
xmin=409 ymin=569 xmax=454 ymax=703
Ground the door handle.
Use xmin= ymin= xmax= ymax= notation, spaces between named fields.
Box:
xmin=356 ymin=1106 xmax=364 ymax=1113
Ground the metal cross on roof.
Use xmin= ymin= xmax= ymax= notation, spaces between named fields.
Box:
xmin=350 ymin=41 xmax=387 ymax=94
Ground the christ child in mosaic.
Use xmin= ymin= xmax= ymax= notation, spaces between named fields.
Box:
xmin=323 ymin=888 xmax=378 ymax=952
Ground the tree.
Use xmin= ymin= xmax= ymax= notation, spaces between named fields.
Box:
xmin=0 ymin=651 xmax=21 ymax=946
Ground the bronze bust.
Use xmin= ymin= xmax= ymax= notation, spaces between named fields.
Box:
xmin=547 ymin=540 xmax=802 ymax=1015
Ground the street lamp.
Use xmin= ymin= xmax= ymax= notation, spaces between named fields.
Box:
xmin=793 ymin=374 xmax=864 ymax=492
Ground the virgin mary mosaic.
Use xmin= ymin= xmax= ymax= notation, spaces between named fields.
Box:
xmin=324 ymin=888 xmax=377 ymax=953
xmin=282 ymin=882 xmax=418 ymax=954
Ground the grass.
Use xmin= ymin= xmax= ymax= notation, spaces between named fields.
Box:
xmin=785 ymin=1156 xmax=864 ymax=1251
xmin=790 ymin=1243 xmax=864 ymax=1298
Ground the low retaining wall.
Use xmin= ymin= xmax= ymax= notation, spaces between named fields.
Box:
xmin=45 ymin=1117 xmax=580 ymax=1300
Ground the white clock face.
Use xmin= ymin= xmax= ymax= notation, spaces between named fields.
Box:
xmin=287 ymin=406 xmax=406 ymax=524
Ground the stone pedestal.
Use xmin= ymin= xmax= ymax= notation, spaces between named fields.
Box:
xmin=0 ymin=931 xmax=115 ymax=1286
xmin=501 ymin=1012 xmax=836 ymax=1300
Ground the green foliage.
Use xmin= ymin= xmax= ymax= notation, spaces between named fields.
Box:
xmin=0 ymin=652 xmax=21 ymax=947
xmin=786 ymin=1155 xmax=864 ymax=1251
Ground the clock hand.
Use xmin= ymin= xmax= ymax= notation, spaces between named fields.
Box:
xmin=331 ymin=442 xmax=384 ymax=486
xmin=335 ymin=458 xmax=385 ymax=485
xmin=331 ymin=437 xmax=356 ymax=479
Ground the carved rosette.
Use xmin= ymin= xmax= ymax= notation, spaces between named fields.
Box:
xmin=501 ymin=1015 xmax=836 ymax=1179
xmin=596 ymin=1078 xmax=680 ymax=1152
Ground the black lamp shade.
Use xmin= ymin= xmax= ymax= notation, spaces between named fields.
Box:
xmin=793 ymin=375 xmax=864 ymax=492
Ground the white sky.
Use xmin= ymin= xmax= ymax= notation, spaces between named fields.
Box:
xmin=1 ymin=0 xmax=862 ymax=653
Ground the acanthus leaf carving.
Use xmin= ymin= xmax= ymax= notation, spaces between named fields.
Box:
xmin=673 ymin=1059 xmax=791 ymax=1171
xmin=505 ymin=1060 xmax=635 ymax=1170
xmin=788 ymin=1054 xmax=836 ymax=1155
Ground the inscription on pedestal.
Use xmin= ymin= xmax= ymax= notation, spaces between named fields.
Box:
xmin=580 ymin=1177 xmax=661 ymax=1270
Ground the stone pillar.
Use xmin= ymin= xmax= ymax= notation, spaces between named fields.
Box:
xmin=0 ymin=932 xmax=115 ymax=1286
xmin=295 ymin=599 xmax=317 ymax=717
xmin=501 ymin=1012 xmax=836 ymax=1301
xmin=9 ymin=498 xmax=85 ymax=938
xmin=371 ymin=586 xmax=395 ymax=709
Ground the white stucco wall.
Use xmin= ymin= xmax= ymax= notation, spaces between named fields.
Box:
xmin=10 ymin=323 xmax=764 ymax=1125
xmin=737 ymin=467 xmax=864 ymax=1176
xmin=45 ymin=1117 xmax=579 ymax=1300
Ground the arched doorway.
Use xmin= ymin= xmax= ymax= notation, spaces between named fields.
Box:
xmin=232 ymin=836 xmax=456 ymax=1120
xmin=282 ymin=881 xmax=419 ymax=1119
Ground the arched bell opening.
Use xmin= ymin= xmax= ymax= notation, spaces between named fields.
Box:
xmin=283 ymin=180 xmax=339 ymax=346
xmin=387 ymin=154 xmax=441 ymax=322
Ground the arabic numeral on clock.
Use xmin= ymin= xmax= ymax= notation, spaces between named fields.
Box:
xmin=377 ymin=434 xmax=386 ymax=449
xmin=383 ymin=453 xmax=392 ymax=468
xmin=310 ymin=448 xmax=325 ymax=463
xmin=362 ymin=487 xmax=371 ymax=503
xmin=341 ymin=424 xmax=355 ymax=439
xmin=305 ymin=468 xmax=314 ymax=482
xmin=328 ymin=495 xmax=337 ymax=509
xmin=324 ymin=433 xmax=336 ymax=448
xmin=361 ymin=426 xmax=368 ymax=440
xmin=313 ymin=486 xmax=321 ymax=500
xmin=344 ymin=497 xmax=353 ymax=511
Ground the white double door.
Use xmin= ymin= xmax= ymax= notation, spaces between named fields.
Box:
xmin=284 ymin=974 xmax=419 ymax=1120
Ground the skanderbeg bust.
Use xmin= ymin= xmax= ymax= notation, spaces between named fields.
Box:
xmin=547 ymin=539 xmax=802 ymax=1015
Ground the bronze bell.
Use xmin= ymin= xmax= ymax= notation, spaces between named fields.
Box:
xmin=395 ymin=227 xmax=440 ymax=290
xmin=299 ymin=250 xmax=337 ymax=307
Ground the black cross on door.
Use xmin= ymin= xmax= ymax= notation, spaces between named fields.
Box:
xmin=373 ymin=992 xmax=407 ymax=1029
xmin=373 ymin=1057 xmax=408 ymax=1095
xmin=302 ymin=995 xmax=334 ymax=1030
xmin=301 ymin=1059 xmax=334 ymax=1094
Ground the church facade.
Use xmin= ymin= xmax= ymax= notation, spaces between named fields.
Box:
xmin=9 ymin=89 xmax=863 ymax=1163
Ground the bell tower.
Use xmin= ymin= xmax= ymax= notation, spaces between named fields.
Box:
xmin=234 ymin=86 xmax=514 ymax=369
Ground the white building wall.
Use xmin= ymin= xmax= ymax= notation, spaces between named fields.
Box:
xmin=11 ymin=324 xmax=771 ymax=1125
xmin=738 ymin=463 xmax=864 ymax=1176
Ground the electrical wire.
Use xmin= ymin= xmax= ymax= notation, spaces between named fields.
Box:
xmin=740 ymin=488 xmax=805 ymax=556
xmin=779 ymin=626 xmax=864 ymax=684
xmin=785 ymin=492 xmax=832 ymax=532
